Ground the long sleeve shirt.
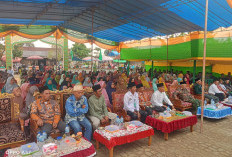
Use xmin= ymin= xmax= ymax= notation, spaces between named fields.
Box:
xmin=123 ymin=91 xmax=140 ymax=112
xmin=151 ymin=90 xmax=173 ymax=107
xmin=31 ymin=99 xmax=61 ymax=124
xmin=65 ymin=95 xmax=88 ymax=123
xmin=208 ymin=84 xmax=223 ymax=95
xmin=88 ymin=95 xmax=108 ymax=120
xmin=194 ymin=83 xmax=202 ymax=94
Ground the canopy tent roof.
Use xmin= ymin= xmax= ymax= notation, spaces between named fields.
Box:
xmin=0 ymin=0 xmax=231 ymax=42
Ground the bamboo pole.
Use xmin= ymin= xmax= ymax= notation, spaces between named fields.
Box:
xmin=56 ymin=27 xmax=58 ymax=71
xmin=201 ymin=0 xmax=209 ymax=133
xmin=91 ymin=9 xmax=94 ymax=72
xmin=149 ymin=38 xmax=154 ymax=78
xmin=167 ymin=37 xmax=169 ymax=73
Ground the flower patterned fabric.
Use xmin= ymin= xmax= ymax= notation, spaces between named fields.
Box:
xmin=113 ymin=92 xmax=126 ymax=109
xmin=5 ymin=138 xmax=95 ymax=157
xmin=181 ymin=101 xmax=192 ymax=107
xmin=95 ymin=123 xmax=153 ymax=141
xmin=0 ymin=98 xmax=11 ymax=123
xmin=0 ymin=123 xmax=25 ymax=146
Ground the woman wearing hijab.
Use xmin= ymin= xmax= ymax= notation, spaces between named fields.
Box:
xmin=106 ymin=81 xmax=116 ymax=105
xmin=158 ymin=75 xmax=168 ymax=92
xmin=45 ymin=78 xmax=57 ymax=91
xmin=42 ymin=73 xmax=49 ymax=85
xmin=55 ymin=74 xmax=61 ymax=85
xmin=83 ymin=77 xmax=93 ymax=88
xmin=12 ymin=86 xmax=28 ymax=119
xmin=177 ymin=77 xmax=182 ymax=84
xmin=152 ymin=78 xmax=158 ymax=92
xmin=60 ymin=77 xmax=72 ymax=90
xmin=129 ymin=78 xmax=135 ymax=84
xmin=2 ymin=76 xmax=18 ymax=93
xmin=182 ymin=76 xmax=189 ymax=85
xmin=171 ymin=80 xmax=179 ymax=87
xmin=25 ymin=86 xmax=39 ymax=116
xmin=78 ymin=73 xmax=84 ymax=83
xmin=141 ymin=75 xmax=150 ymax=89
xmin=135 ymin=75 xmax=142 ymax=85
xmin=97 ymin=81 xmax=111 ymax=109
xmin=21 ymin=83 xmax=30 ymax=100
xmin=59 ymin=74 xmax=66 ymax=85
xmin=71 ymin=75 xmax=81 ymax=87
xmin=116 ymin=77 xmax=127 ymax=92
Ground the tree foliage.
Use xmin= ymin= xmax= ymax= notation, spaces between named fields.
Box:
xmin=71 ymin=43 xmax=90 ymax=59
xmin=12 ymin=43 xmax=23 ymax=58
xmin=23 ymin=42 xmax=35 ymax=47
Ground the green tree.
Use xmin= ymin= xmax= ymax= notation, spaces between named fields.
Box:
xmin=12 ymin=43 xmax=23 ymax=58
xmin=23 ymin=42 xmax=35 ymax=47
xmin=104 ymin=49 xmax=110 ymax=56
xmin=71 ymin=43 xmax=90 ymax=59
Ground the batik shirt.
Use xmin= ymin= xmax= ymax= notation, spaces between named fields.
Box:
xmin=65 ymin=95 xmax=88 ymax=123
xmin=31 ymin=99 xmax=61 ymax=124
xmin=173 ymin=87 xmax=194 ymax=102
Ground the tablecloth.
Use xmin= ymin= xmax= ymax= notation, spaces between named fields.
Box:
xmin=145 ymin=115 xmax=197 ymax=133
xmin=197 ymin=106 xmax=232 ymax=119
xmin=221 ymin=102 xmax=232 ymax=109
xmin=93 ymin=124 xmax=154 ymax=150
xmin=4 ymin=138 xmax=96 ymax=157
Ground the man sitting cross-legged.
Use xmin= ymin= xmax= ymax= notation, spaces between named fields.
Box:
xmin=193 ymin=78 xmax=219 ymax=103
xmin=88 ymin=84 xmax=117 ymax=130
xmin=123 ymin=82 xmax=148 ymax=123
xmin=173 ymin=82 xmax=201 ymax=112
xmin=31 ymin=86 xmax=66 ymax=135
xmin=150 ymin=83 xmax=175 ymax=112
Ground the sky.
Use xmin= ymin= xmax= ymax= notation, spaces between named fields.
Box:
xmin=33 ymin=40 xmax=105 ymax=52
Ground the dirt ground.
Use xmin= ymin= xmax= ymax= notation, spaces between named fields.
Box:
xmin=94 ymin=116 xmax=232 ymax=157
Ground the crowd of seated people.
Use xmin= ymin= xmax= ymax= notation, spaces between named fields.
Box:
xmin=1 ymin=68 xmax=232 ymax=141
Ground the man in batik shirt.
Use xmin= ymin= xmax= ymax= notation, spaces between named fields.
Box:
xmin=173 ymin=82 xmax=200 ymax=112
xmin=31 ymin=86 xmax=66 ymax=135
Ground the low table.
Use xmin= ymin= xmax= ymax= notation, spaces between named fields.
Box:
xmin=93 ymin=123 xmax=154 ymax=157
xmin=4 ymin=137 xmax=96 ymax=157
xmin=145 ymin=115 xmax=197 ymax=140
xmin=221 ymin=101 xmax=232 ymax=109
xmin=197 ymin=106 xmax=232 ymax=119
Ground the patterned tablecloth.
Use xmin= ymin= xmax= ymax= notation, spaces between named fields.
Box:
xmin=93 ymin=123 xmax=154 ymax=150
xmin=4 ymin=138 xmax=96 ymax=157
xmin=197 ymin=106 xmax=232 ymax=119
xmin=145 ymin=115 xmax=198 ymax=133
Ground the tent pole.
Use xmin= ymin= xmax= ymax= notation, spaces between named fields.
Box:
xmin=151 ymin=61 xmax=154 ymax=79
xmin=201 ymin=0 xmax=209 ymax=133
xmin=127 ymin=61 xmax=130 ymax=76
xmin=91 ymin=9 xmax=94 ymax=72
xmin=56 ymin=27 xmax=58 ymax=71
xmin=193 ymin=60 xmax=196 ymax=83
xmin=149 ymin=38 xmax=153 ymax=78
xmin=167 ymin=37 xmax=169 ymax=73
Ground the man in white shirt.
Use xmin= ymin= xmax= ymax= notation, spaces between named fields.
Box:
xmin=151 ymin=83 xmax=175 ymax=112
xmin=124 ymin=82 xmax=148 ymax=122
xmin=208 ymin=79 xmax=225 ymax=101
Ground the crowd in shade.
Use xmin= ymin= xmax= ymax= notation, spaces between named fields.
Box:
xmin=1 ymin=67 xmax=232 ymax=141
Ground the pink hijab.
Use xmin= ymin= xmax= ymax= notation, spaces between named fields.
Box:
xmin=97 ymin=81 xmax=111 ymax=109
xmin=20 ymin=83 xmax=30 ymax=100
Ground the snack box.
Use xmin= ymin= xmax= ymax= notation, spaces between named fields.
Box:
xmin=20 ymin=142 xmax=39 ymax=156
xmin=42 ymin=143 xmax=57 ymax=156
